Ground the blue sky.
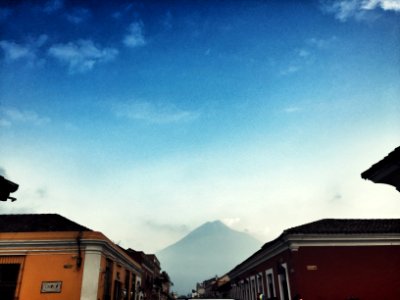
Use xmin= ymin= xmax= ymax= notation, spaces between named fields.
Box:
xmin=1 ymin=0 xmax=399 ymax=254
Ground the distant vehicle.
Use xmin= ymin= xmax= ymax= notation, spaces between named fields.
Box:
xmin=189 ymin=299 xmax=236 ymax=300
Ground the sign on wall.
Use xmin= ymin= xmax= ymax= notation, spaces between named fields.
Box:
xmin=41 ymin=281 xmax=62 ymax=293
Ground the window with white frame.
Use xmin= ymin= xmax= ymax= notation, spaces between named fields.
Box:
xmin=240 ymin=280 xmax=245 ymax=300
xmin=244 ymin=280 xmax=248 ymax=300
xmin=265 ymin=268 xmax=276 ymax=299
xmin=277 ymin=263 xmax=291 ymax=300
xmin=257 ymin=272 xmax=264 ymax=297
xmin=250 ymin=276 xmax=256 ymax=300
xmin=246 ymin=278 xmax=251 ymax=300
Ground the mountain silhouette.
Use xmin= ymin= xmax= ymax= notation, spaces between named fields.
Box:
xmin=156 ymin=220 xmax=262 ymax=296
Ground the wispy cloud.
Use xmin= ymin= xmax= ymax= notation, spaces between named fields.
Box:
xmin=0 ymin=107 xmax=50 ymax=127
xmin=163 ymin=11 xmax=173 ymax=30
xmin=279 ymin=65 xmax=301 ymax=76
xmin=48 ymin=39 xmax=118 ymax=73
xmin=320 ymin=0 xmax=400 ymax=21
xmin=0 ymin=205 xmax=39 ymax=215
xmin=123 ymin=22 xmax=146 ymax=48
xmin=43 ymin=0 xmax=64 ymax=14
xmin=279 ymin=36 xmax=337 ymax=76
xmin=35 ymin=188 xmax=48 ymax=199
xmin=144 ymin=220 xmax=190 ymax=235
xmin=0 ymin=119 xmax=11 ymax=127
xmin=0 ymin=7 xmax=12 ymax=21
xmin=0 ymin=35 xmax=48 ymax=64
xmin=320 ymin=0 xmax=361 ymax=21
xmin=283 ymin=106 xmax=302 ymax=113
xmin=112 ymin=3 xmax=134 ymax=19
xmin=66 ymin=7 xmax=91 ymax=24
xmin=307 ymin=36 xmax=337 ymax=49
xmin=0 ymin=41 xmax=34 ymax=61
xmin=296 ymin=49 xmax=310 ymax=57
xmin=112 ymin=101 xmax=200 ymax=124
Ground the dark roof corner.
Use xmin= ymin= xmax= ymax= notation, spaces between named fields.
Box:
xmin=361 ymin=146 xmax=400 ymax=192
xmin=0 ymin=176 xmax=19 ymax=202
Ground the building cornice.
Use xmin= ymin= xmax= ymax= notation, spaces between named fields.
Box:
xmin=228 ymin=233 xmax=400 ymax=279
xmin=0 ymin=234 xmax=142 ymax=274
xmin=286 ymin=233 xmax=400 ymax=250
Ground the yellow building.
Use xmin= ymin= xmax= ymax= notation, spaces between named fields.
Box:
xmin=0 ymin=214 xmax=142 ymax=300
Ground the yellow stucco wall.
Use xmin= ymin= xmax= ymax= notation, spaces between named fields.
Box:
xmin=18 ymin=252 xmax=84 ymax=300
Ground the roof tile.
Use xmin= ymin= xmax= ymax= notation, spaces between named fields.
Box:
xmin=284 ymin=219 xmax=400 ymax=235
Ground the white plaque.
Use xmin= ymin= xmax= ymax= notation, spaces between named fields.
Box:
xmin=41 ymin=281 xmax=62 ymax=293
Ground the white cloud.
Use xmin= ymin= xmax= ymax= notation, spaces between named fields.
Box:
xmin=0 ymin=35 xmax=48 ymax=64
xmin=307 ymin=36 xmax=337 ymax=49
xmin=297 ymin=49 xmax=310 ymax=57
xmin=0 ymin=41 xmax=33 ymax=61
xmin=320 ymin=0 xmax=400 ymax=21
xmin=222 ymin=218 xmax=241 ymax=227
xmin=48 ymin=40 xmax=118 ymax=73
xmin=113 ymin=101 xmax=200 ymax=124
xmin=163 ymin=11 xmax=173 ymax=30
xmin=112 ymin=3 xmax=133 ymax=19
xmin=123 ymin=22 xmax=146 ymax=48
xmin=280 ymin=65 xmax=300 ymax=76
xmin=34 ymin=34 xmax=49 ymax=47
xmin=362 ymin=0 xmax=400 ymax=11
xmin=283 ymin=106 xmax=302 ymax=113
xmin=0 ymin=107 xmax=50 ymax=127
xmin=322 ymin=0 xmax=361 ymax=21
